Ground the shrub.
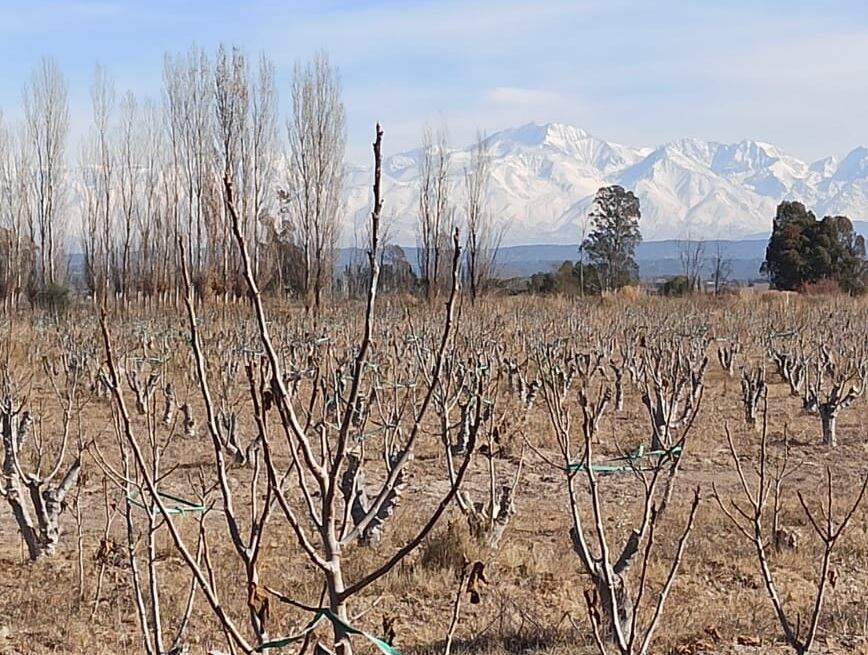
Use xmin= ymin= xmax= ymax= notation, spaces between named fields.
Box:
xmin=660 ymin=275 xmax=692 ymax=297
xmin=30 ymin=283 xmax=71 ymax=314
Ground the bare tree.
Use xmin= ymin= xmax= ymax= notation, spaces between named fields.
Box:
xmin=0 ymin=115 xmax=33 ymax=308
xmin=713 ymin=410 xmax=868 ymax=655
xmin=0 ymin=115 xmax=10 ymax=305
xmin=708 ymin=242 xmax=732 ymax=295
xmin=417 ymin=126 xmax=453 ymax=303
xmin=740 ymin=363 xmax=766 ymax=428
xmin=463 ymin=131 xmax=502 ymax=301
xmin=638 ymin=334 xmax=708 ymax=451
xmin=89 ymin=356 xmax=205 ymax=655
xmin=214 ymin=44 xmax=250 ymax=300
xmin=250 ymin=54 xmax=279 ymax=281
xmin=802 ymin=345 xmax=866 ymax=446
xmin=79 ymin=137 xmax=104 ymax=297
xmin=536 ymin=340 xmax=702 ymax=655
xmin=163 ymin=47 xmax=214 ymax=298
xmin=7 ymin=129 xmax=34 ymax=308
xmin=23 ymin=57 xmax=70 ymax=287
xmin=1 ymin=355 xmax=83 ymax=561
xmin=229 ymin=125 xmax=472 ymax=655
xmin=678 ymin=235 xmax=704 ymax=294
xmin=284 ymin=52 xmax=345 ymax=312
xmin=135 ymin=99 xmax=168 ymax=300
xmin=116 ymin=90 xmax=140 ymax=302
xmin=80 ymin=65 xmax=116 ymax=301
xmin=211 ymin=45 xmax=279 ymax=302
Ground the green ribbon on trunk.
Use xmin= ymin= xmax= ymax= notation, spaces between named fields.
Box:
xmin=256 ymin=607 xmax=400 ymax=655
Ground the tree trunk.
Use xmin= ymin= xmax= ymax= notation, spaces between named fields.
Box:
xmin=3 ymin=478 xmax=42 ymax=560
xmin=595 ymin=572 xmax=633 ymax=647
xmin=327 ymin=567 xmax=352 ymax=655
xmin=820 ymin=408 xmax=836 ymax=446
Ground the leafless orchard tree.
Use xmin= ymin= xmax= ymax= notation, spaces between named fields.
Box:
xmin=740 ymin=363 xmax=767 ymax=428
xmin=0 ymin=347 xmax=83 ymax=561
xmin=94 ymin=125 xmax=478 ymax=655
xmin=82 ymin=325 xmax=218 ymax=655
xmin=636 ymin=333 xmax=708 ymax=451
xmin=23 ymin=57 xmax=70 ymax=288
xmin=716 ymin=336 xmax=741 ymax=377
xmin=767 ymin=315 xmax=867 ymax=446
xmin=713 ymin=408 xmax=868 ymax=655
xmin=434 ymin=342 xmax=524 ymax=549
xmin=284 ymin=53 xmax=345 ymax=312
xmin=224 ymin=125 xmax=474 ymax=655
xmin=802 ymin=344 xmax=866 ymax=446
xmin=535 ymin=337 xmax=702 ymax=655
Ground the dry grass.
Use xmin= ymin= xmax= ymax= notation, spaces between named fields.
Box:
xmin=0 ymin=296 xmax=866 ymax=655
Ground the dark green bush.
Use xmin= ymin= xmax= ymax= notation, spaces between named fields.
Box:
xmin=660 ymin=275 xmax=692 ymax=297
xmin=30 ymin=283 xmax=71 ymax=314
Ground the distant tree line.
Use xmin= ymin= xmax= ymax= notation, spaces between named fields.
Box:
xmin=530 ymin=192 xmax=867 ymax=298
xmin=5 ymin=46 xmax=863 ymax=309
xmin=0 ymin=48 xmax=505 ymax=312
xmin=0 ymin=49 xmax=349 ymax=310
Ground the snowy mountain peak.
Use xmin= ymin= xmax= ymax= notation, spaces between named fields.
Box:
xmin=832 ymin=146 xmax=868 ymax=181
xmin=343 ymin=124 xmax=868 ymax=246
xmin=810 ymin=155 xmax=838 ymax=176
xmin=491 ymin=122 xmax=590 ymax=148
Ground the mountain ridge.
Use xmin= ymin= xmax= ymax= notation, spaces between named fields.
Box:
xmin=343 ymin=122 xmax=868 ymax=247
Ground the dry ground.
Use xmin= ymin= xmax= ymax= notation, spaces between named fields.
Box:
xmin=0 ymin=296 xmax=866 ymax=655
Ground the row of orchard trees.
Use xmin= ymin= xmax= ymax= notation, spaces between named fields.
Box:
xmin=0 ymin=47 xmax=346 ymax=309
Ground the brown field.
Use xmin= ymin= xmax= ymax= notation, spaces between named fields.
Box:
xmin=0 ymin=293 xmax=866 ymax=655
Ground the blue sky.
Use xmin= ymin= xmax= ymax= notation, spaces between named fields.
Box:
xmin=0 ymin=0 xmax=867 ymax=161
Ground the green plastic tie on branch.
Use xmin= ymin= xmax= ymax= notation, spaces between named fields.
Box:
xmin=255 ymin=608 xmax=400 ymax=655
xmin=567 ymin=445 xmax=682 ymax=475
xmin=126 ymin=489 xmax=206 ymax=518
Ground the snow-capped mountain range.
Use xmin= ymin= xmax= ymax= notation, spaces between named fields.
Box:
xmin=343 ymin=123 xmax=868 ymax=245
